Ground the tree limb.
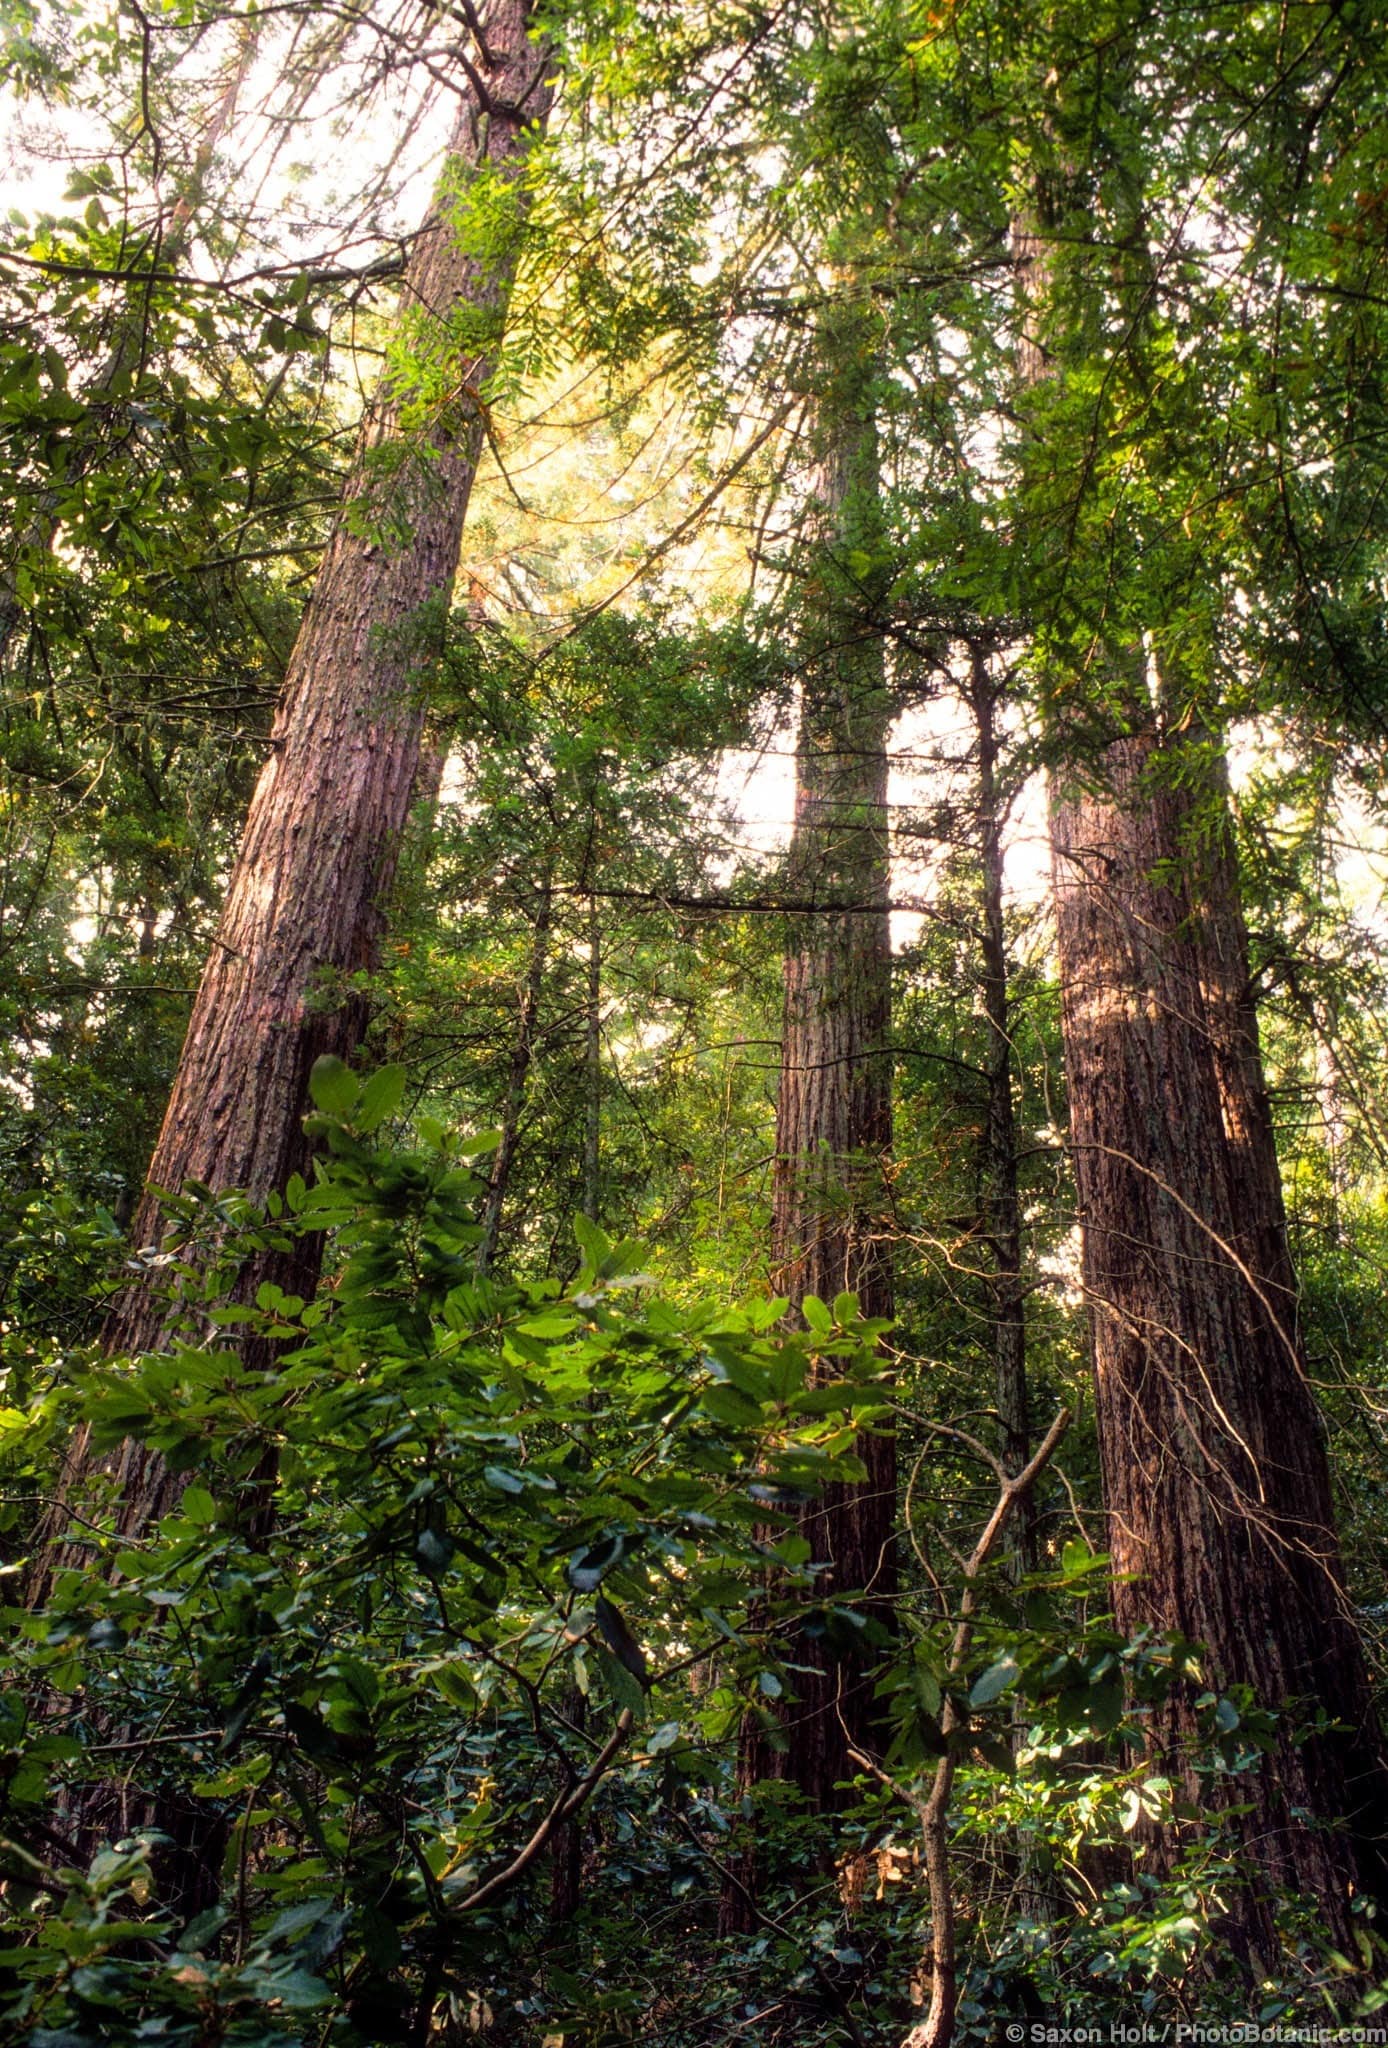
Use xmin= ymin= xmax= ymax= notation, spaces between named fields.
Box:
xmin=450 ymin=1707 xmax=633 ymax=1915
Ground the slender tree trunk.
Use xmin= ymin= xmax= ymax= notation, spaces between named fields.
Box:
xmin=583 ymin=896 xmax=602 ymax=1224
xmin=36 ymin=1 xmax=555 ymax=1553
xmin=549 ymin=1688 xmax=587 ymax=1923
xmin=723 ymin=343 xmax=896 ymax=1929
xmin=476 ymin=864 xmax=555 ymax=1278
xmin=965 ymin=651 xmax=1059 ymax=1953
xmin=967 ymin=654 xmax=1033 ymax=1555
xmin=1050 ymin=711 xmax=1388 ymax=1957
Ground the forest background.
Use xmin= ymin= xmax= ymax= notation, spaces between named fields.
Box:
xmin=3 ymin=1 xmax=1388 ymax=2044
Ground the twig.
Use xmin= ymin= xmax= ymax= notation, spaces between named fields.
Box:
xmin=450 ymin=1708 xmax=633 ymax=1914
xmin=886 ymin=1410 xmax=1070 ymax=2048
xmin=671 ymin=1815 xmax=868 ymax=2048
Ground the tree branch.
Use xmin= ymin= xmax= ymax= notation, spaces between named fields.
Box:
xmin=450 ymin=1707 xmax=634 ymax=1915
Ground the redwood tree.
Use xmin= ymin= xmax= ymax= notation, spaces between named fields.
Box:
xmin=1051 ymin=701 xmax=1388 ymax=1955
xmin=769 ymin=441 xmax=896 ymax=1800
xmin=967 ymin=651 xmax=1033 ymax=1532
xmin=1011 ymin=36 xmax=1388 ymax=1933
xmin=724 ymin=336 xmax=897 ymax=1928
xmin=1007 ymin=67 xmax=1388 ymax=1932
xmin=40 ymin=0 xmax=556 ymax=1552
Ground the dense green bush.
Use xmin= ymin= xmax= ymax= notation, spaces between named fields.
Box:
xmin=2 ymin=1064 xmax=1379 ymax=2044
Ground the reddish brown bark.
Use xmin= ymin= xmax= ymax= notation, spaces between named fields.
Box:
xmin=767 ymin=617 xmax=896 ymax=1801
xmin=967 ymin=656 xmax=1032 ymax=1537
xmin=1014 ymin=186 xmax=1388 ymax=1950
xmin=1051 ymin=713 xmax=1388 ymax=1955
xmin=723 ymin=366 xmax=896 ymax=1930
xmin=39 ymin=3 xmax=555 ymax=1551
xmin=1175 ymin=731 xmax=1302 ymax=1335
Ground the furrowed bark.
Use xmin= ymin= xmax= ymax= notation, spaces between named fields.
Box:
xmin=1015 ymin=187 xmax=1388 ymax=1957
xmin=769 ymin=636 xmax=896 ymax=1782
xmin=36 ymin=0 xmax=555 ymax=1555
xmin=723 ymin=334 xmax=896 ymax=1929
xmin=967 ymin=652 xmax=1033 ymax=1555
xmin=1050 ymin=716 xmax=1388 ymax=1953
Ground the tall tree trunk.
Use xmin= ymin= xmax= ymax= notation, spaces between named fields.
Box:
xmin=966 ymin=650 xmax=1058 ymax=1955
xmin=37 ymin=0 xmax=555 ymax=1553
xmin=723 ymin=344 xmax=896 ymax=1929
xmin=475 ymin=863 xmax=555 ymax=1278
xmin=967 ymin=653 xmax=1033 ymax=1557
xmin=770 ymin=647 xmax=895 ymax=1788
xmin=583 ymin=896 xmax=602 ymax=1224
xmin=1168 ymin=719 xmax=1303 ymax=1337
xmin=1014 ymin=190 xmax=1388 ymax=1953
xmin=1050 ymin=710 xmax=1388 ymax=1957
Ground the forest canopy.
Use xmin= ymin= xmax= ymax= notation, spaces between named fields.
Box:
xmin=3 ymin=1 xmax=1388 ymax=2044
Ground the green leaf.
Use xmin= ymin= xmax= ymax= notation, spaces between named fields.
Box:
xmin=220 ymin=1653 xmax=273 ymax=1754
xmin=1087 ymin=1678 xmax=1125 ymax=1735
xmin=594 ymin=1645 xmax=645 ymax=1717
xmin=972 ymin=1732 xmax=1016 ymax=1774
xmin=912 ymin=1661 xmax=943 ymax=1721
xmin=178 ymin=1906 xmax=229 ymax=1953
xmin=700 ymin=1382 xmax=764 ymax=1429
xmin=414 ymin=1529 xmax=455 ymax=1573
xmin=265 ymin=1897 xmax=336 ymax=1945
xmin=356 ymin=1064 xmax=406 ymax=1132
xmin=595 ymin=1592 xmax=648 ymax=1687
xmin=516 ymin=1312 xmax=578 ymax=1338
xmin=801 ymin=1295 xmax=833 ymax=1337
xmin=574 ymin=1212 xmax=611 ymax=1269
xmin=790 ymin=1380 xmax=861 ymax=1415
xmin=567 ymin=1532 xmax=627 ymax=1592
xmin=456 ymin=1127 xmax=502 ymax=1157
xmin=428 ymin=1660 xmax=477 ymax=1709
xmin=707 ymin=1342 xmax=770 ymax=1402
xmin=452 ymin=1533 xmax=506 ymax=1578
xmin=308 ymin=1055 xmax=358 ymax=1116
xmin=969 ymin=1654 xmax=1020 ymax=1709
